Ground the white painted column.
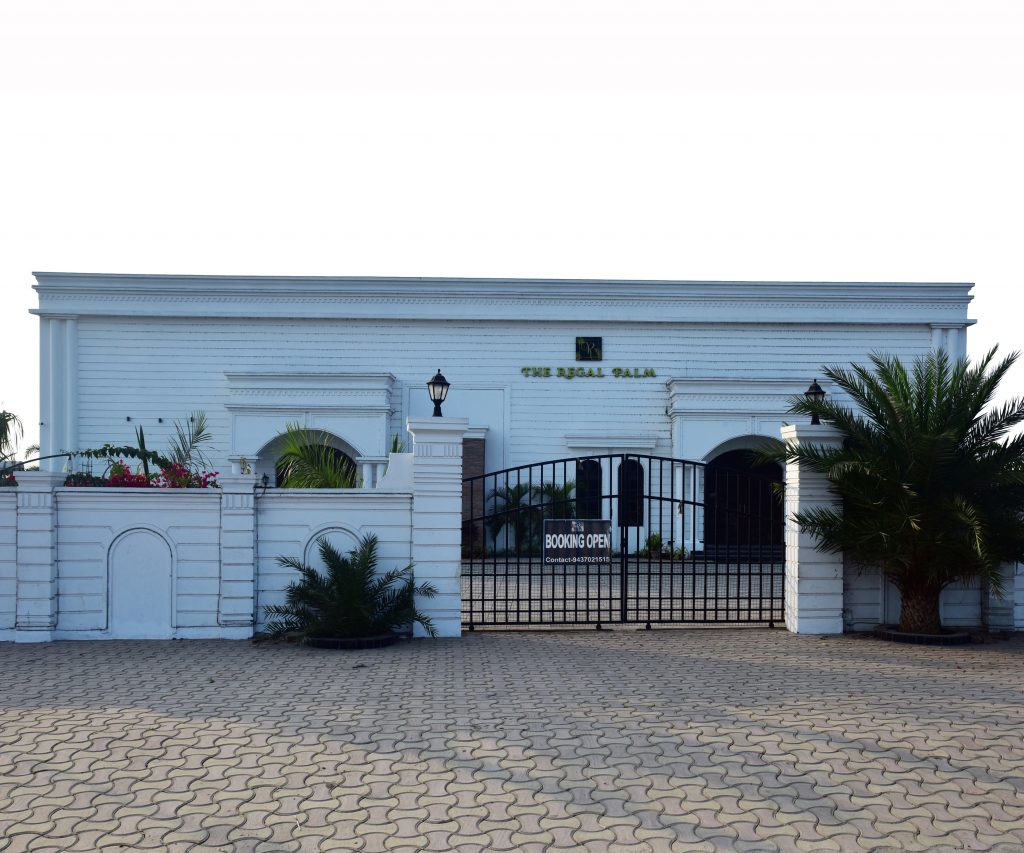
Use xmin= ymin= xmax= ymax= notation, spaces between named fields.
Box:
xmin=930 ymin=323 xmax=968 ymax=360
xmin=407 ymin=416 xmax=469 ymax=638
xmin=356 ymin=456 xmax=390 ymax=488
xmin=14 ymin=471 xmax=65 ymax=642
xmin=64 ymin=317 xmax=78 ymax=458
xmin=781 ymin=423 xmax=845 ymax=635
xmin=47 ymin=318 xmax=65 ymax=471
xmin=218 ymin=474 xmax=257 ymax=630
xmin=38 ymin=318 xmax=52 ymax=463
xmin=38 ymin=316 xmax=79 ymax=471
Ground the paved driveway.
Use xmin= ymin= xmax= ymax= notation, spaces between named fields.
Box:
xmin=1 ymin=630 xmax=1022 ymax=852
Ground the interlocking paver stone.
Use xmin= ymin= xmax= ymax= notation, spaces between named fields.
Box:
xmin=0 ymin=630 xmax=1023 ymax=850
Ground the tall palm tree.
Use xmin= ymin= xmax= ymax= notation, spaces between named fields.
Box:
xmin=768 ymin=348 xmax=1024 ymax=633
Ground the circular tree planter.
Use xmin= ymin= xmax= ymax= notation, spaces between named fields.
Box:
xmin=873 ymin=625 xmax=971 ymax=646
xmin=304 ymin=634 xmax=399 ymax=651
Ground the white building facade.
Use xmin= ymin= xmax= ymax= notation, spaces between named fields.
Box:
xmin=33 ymin=274 xmax=972 ymax=475
xmin=9 ymin=272 xmax=1017 ymax=642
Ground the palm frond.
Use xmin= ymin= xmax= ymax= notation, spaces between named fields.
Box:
xmin=275 ymin=422 xmax=359 ymax=488
xmin=167 ymin=411 xmax=213 ymax=472
xmin=263 ymin=533 xmax=435 ymax=639
xmin=0 ymin=410 xmax=22 ymax=462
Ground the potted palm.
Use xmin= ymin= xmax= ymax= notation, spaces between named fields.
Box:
xmin=263 ymin=533 xmax=437 ymax=648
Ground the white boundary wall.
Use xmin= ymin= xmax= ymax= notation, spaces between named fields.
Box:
xmin=0 ymin=419 xmax=465 ymax=642
xmin=3 ymin=416 xmax=1023 ymax=641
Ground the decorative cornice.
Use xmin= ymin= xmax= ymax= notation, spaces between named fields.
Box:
xmin=667 ymin=377 xmax=837 ymax=416
xmin=31 ymin=273 xmax=974 ymax=325
xmin=225 ymin=371 xmax=395 ymax=390
xmin=565 ymin=432 xmax=660 ymax=451
xmin=224 ymin=371 xmax=395 ymax=414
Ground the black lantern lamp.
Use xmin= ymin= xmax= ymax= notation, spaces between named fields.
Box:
xmin=427 ymin=369 xmax=450 ymax=417
xmin=804 ymin=379 xmax=826 ymax=425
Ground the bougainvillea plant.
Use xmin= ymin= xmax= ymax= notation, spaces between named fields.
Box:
xmin=0 ymin=473 xmax=16 ymax=488
xmin=63 ymin=460 xmax=219 ymax=489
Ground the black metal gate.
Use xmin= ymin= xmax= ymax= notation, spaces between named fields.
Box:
xmin=462 ymin=454 xmax=784 ymax=628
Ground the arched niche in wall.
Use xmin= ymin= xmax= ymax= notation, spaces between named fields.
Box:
xmin=303 ymin=526 xmax=360 ymax=569
xmin=254 ymin=428 xmax=360 ymax=487
xmin=107 ymin=528 xmax=175 ymax=638
xmin=224 ymin=371 xmax=395 ymax=475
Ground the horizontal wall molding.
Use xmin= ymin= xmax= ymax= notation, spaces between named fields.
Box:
xmin=33 ymin=273 xmax=975 ymax=325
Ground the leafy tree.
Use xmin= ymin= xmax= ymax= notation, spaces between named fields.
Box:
xmin=767 ymin=348 xmax=1024 ymax=633
xmin=264 ymin=534 xmax=437 ymax=639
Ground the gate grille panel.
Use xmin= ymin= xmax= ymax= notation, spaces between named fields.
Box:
xmin=462 ymin=454 xmax=783 ymax=628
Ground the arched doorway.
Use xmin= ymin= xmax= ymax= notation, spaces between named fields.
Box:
xmin=704 ymin=449 xmax=783 ymax=559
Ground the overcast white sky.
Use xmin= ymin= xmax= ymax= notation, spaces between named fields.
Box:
xmin=2 ymin=1 xmax=1023 ymax=454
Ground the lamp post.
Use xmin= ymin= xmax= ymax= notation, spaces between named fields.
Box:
xmin=804 ymin=379 xmax=826 ymax=425
xmin=427 ymin=369 xmax=450 ymax=417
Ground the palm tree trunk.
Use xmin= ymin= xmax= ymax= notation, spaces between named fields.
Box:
xmin=899 ymin=585 xmax=942 ymax=633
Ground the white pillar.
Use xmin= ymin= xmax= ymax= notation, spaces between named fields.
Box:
xmin=39 ymin=318 xmax=52 ymax=464
xmin=781 ymin=423 xmax=845 ymax=635
xmin=218 ymin=474 xmax=257 ymax=630
xmin=64 ymin=317 xmax=78 ymax=457
xmin=15 ymin=471 xmax=65 ymax=642
xmin=38 ymin=316 xmax=78 ymax=471
xmin=407 ymin=416 xmax=469 ymax=638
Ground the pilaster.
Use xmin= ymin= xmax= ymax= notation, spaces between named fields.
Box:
xmin=407 ymin=416 xmax=469 ymax=638
xmin=781 ymin=423 xmax=845 ymax=635
xmin=15 ymin=471 xmax=65 ymax=641
xmin=39 ymin=315 xmax=78 ymax=471
xmin=218 ymin=474 xmax=258 ymax=629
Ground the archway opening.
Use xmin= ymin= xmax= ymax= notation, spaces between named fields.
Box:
xmin=704 ymin=448 xmax=783 ymax=557
xmin=256 ymin=428 xmax=360 ymax=488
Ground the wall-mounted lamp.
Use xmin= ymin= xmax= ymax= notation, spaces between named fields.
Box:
xmin=260 ymin=473 xmax=270 ymax=496
xmin=427 ymin=369 xmax=450 ymax=417
xmin=804 ymin=379 xmax=826 ymax=425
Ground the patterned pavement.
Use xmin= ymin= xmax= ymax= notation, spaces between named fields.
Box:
xmin=1 ymin=630 xmax=1023 ymax=852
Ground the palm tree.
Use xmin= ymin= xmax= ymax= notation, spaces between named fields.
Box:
xmin=768 ymin=348 xmax=1024 ymax=633
xmin=263 ymin=534 xmax=437 ymax=639
xmin=486 ymin=482 xmax=538 ymax=553
xmin=275 ymin=423 xmax=359 ymax=488
xmin=0 ymin=410 xmax=22 ymax=464
xmin=534 ymin=481 xmax=577 ymax=522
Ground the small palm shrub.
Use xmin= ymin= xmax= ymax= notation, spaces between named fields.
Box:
xmin=275 ymin=423 xmax=359 ymax=488
xmin=264 ymin=534 xmax=437 ymax=639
